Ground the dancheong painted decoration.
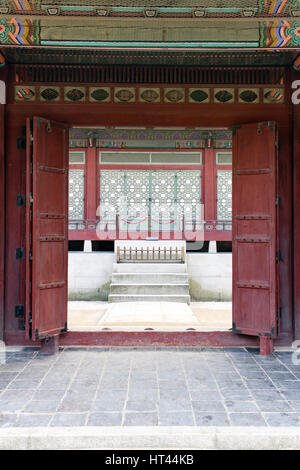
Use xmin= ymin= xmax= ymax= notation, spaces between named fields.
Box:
xmin=0 ymin=1 xmax=299 ymax=49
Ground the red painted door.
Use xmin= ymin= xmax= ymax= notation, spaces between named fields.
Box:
xmin=232 ymin=122 xmax=279 ymax=339
xmin=26 ymin=117 xmax=69 ymax=341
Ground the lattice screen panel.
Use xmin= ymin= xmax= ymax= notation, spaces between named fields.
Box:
xmin=217 ymin=169 xmax=232 ymax=220
xmin=125 ymin=170 xmax=149 ymax=219
xmin=100 ymin=170 xmax=124 ymax=212
xmin=99 ymin=168 xmax=202 ymax=230
xmin=177 ymin=170 xmax=201 ymax=218
xmin=69 ymin=169 xmax=84 ymax=221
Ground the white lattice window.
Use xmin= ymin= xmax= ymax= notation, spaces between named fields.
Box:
xmin=69 ymin=169 xmax=85 ymax=221
xmin=100 ymin=170 xmax=124 ymax=213
xmin=177 ymin=170 xmax=201 ymax=217
xmin=126 ymin=170 xmax=149 ymax=213
xmin=151 ymin=170 xmax=176 ymax=209
xmin=100 ymin=169 xmax=202 ymax=230
xmin=217 ymin=169 xmax=232 ymax=220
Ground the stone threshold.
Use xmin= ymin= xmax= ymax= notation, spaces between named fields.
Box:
xmin=0 ymin=426 xmax=300 ymax=450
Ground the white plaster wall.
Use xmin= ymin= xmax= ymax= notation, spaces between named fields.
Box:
xmin=68 ymin=252 xmax=116 ymax=300
xmin=68 ymin=252 xmax=232 ymax=301
xmin=186 ymin=253 xmax=232 ymax=301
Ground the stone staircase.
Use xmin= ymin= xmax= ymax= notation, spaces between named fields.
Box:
xmin=108 ymin=263 xmax=190 ymax=304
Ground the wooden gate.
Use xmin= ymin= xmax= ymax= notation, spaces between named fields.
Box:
xmin=232 ymin=122 xmax=279 ymax=354
xmin=25 ymin=117 xmax=68 ymax=341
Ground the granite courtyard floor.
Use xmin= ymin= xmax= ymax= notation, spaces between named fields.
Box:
xmin=0 ymin=346 xmax=300 ymax=429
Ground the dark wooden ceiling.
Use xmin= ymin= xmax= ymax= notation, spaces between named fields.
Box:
xmin=1 ymin=47 xmax=297 ymax=67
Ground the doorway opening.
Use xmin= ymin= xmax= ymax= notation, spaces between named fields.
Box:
xmin=67 ymin=127 xmax=233 ymax=332
xmin=25 ymin=117 xmax=279 ymax=354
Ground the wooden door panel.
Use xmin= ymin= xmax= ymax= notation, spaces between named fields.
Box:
xmin=26 ymin=117 xmax=68 ymax=341
xmin=237 ymin=242 xmax=270 ymax=281
xmin=35 ymin=288 xmax=67 ymax=339
xmin=232 ymin=122 xmax=279 ymax=339
xmin=236 ymin=289 xmax=273 ymax=333
xmin=236 ymin=219 xmax=271 ymax=237
xmin=236 ymin=174 xmax=272 ymax=214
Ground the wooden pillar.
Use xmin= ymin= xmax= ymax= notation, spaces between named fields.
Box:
xmin=260 ymin=337 xmax=274 ymax=356
xmin=0 ymin=64 xmax=7 ymax=343
xmin=86 ymin=147 xmax=98 ymax=223
xmin=292 ymin=68 xmax=300 ymax=340
xmin=203 ymin=148 xmax=216 ymax=223
xmin=0 ymin=104 xmax=4 ymax=343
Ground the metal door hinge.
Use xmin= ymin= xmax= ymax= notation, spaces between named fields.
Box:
xmin=257 ymin=123 xmax=263 ymax=135
xmin=16 ymin=195 xmax=26 ymax=207
xmin=232 ymin=322 xmax=243 ymax=334
xmin=275 ymin=196 xmax=281 ymax=208
xmin=15 ymin=305 xmax=25 ymax=331
xmin=17 ymin=138 xmax=26 ymax=150
xmin=276 ymin=249 xmax=282 ymax=263
xmin=276 ymin=307 xmax=282 ymax=335
xmin=28 ymin=312 xmax=32 ymax=339
xmin=259 ymin=327 xmax=275 ymax=338
xmin=15 ymin=305 xmax=25 ymax=318
xmin=61 ymin=322 xmax=68 ymax=333
xmin=16 ymin=247 xmax=25 ymax=260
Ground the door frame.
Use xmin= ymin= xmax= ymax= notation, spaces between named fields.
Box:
xmin=64 ymin=124 xmax=279 ymax=353
xmin=2 ymin=98 xmax=294 ymax=352
xmin=0 ymin=104 xmax=4 ymax=343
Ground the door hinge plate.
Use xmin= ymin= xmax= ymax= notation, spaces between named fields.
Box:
xmin=15 ymin=305 xmax=25 ymax=318
xmin=15 ymin=305 xmax=25 ymax=331
xmin=16 ymin=195 xmax=26 ymax=207
xmin=16 ymin=247 xmax=25 ymax=260
xmin=232 ymin=322 xmax=243 ymax=334
xmin=276 ymin=307 xmax=282 ymax=336
xmin=259 ymin=327 xmax=275 ymax=338
xmin=276 ymin=249 xmax=282 ymax=263
xmin=17 ymin=138 xmax=26 ymax=150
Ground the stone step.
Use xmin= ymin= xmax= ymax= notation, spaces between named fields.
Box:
xmin=111 ymin=273 xmax=189 ymax=284
xmin=108 ymin=294 xmax=191 ymax=303
xmin=110 ymin=283 xmax=189 ymax=295
xmin=113 ymin=263 xmax=187 ymax=273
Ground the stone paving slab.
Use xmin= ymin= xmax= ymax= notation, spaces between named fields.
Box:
xmin=68 ymin=301 xmax=232 ymax=331
xmin=0 ymin=346 xmax=300 ymax=431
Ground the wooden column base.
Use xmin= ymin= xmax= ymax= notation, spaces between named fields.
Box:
xmin=40 ymin=335 xmax=60 ymax=355
xmin=260 ymin=336 xmax=274 ymax=356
